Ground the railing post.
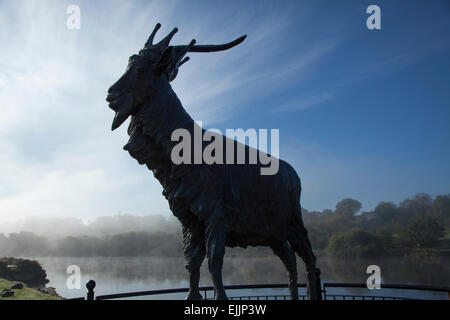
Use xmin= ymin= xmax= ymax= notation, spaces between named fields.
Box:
xmin=86 ymin=280 xmax=96 ymax=300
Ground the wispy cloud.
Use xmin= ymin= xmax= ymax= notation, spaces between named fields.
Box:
xmin=272 ymin=90 xmax=337 ymax=113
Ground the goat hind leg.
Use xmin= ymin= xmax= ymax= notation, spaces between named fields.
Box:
xmin=290 ymin=229 xmax=322 ymax=300
xmin=270 ymin=240 xmax=298 ymax=300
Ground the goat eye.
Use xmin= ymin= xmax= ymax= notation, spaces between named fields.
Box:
xmin=136 ymin=67 xmax=144 ymax=74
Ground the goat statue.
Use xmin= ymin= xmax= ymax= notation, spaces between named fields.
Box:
xmin=106 ymin=24 xmax=322 ymax=300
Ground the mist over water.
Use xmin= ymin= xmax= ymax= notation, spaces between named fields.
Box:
xmin=0 ymin=214 xmax=179 ymax=238
xmin=30 ymin=255 xmax=449 ymax=300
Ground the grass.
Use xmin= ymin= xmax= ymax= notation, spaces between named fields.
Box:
xmin=0 ymin=278 xmax=62 ymax=300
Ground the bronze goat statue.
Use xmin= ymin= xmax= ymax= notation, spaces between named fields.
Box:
xmin=107 ymin=24 xmax=321 ymax=300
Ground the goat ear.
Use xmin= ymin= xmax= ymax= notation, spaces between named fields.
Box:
xmin=155 ymin=47 xmax=175 ymax=73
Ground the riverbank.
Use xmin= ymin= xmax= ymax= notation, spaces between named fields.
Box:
xmin=0 ymin=278 xmax=62 ymax=300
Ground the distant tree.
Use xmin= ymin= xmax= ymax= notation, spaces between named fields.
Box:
xmin=305 ymin=225 xmax=329 ymax=250
xmin=55 ymin=236 xmax=91 ymax=257
xmin=375 ymin=226 xmax=396 ymax=250
xmin=7 ymin=232 xmax=49 ymax=256
xmin=398 ymin=215 xmax=445 ymax=248
xmin=374 ymin=202 xmax=397 ymax=222
xmin=398 ymin=193 xmax=433 ymax=224
xmin=360 ymin=201 xmax=399 ymax=231
xmin=432 ymin=194 xmax=450 ymax=227
xmin=326 ymin=228 xmax=385 ymax=259
xmin=412 ymin=193 xmax=433 ymax=208
xmin=334 ymin=199 xmax=362 ymax=218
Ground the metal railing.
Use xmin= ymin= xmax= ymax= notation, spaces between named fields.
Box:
xmin=71 ymin=280 xmax=450 ymax=300
xmin=322 ymin=282 xmax=450 ymax=300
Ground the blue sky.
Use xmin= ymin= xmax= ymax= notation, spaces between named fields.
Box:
xmin=0 ymin=0 xmax=449 ymax=223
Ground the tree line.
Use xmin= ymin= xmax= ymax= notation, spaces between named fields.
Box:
xmin=0 ymin=193 xmax=448 ymax=259
xmin=0 ymin=231 xmax=183 ymax=257
xmin=303 ymin=193 xmax=450 ymax=259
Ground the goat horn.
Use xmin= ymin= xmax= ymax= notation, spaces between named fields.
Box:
xmin=145 ymin=23 xmax=161 ymax=47
xmin=156 ymin=27 xmax=178 ymax=48
xmin=188 ymin=35 xmax=246 ymax=52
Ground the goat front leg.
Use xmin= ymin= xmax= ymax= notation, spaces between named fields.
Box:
xmin=205 ymin=214 xmax=228 ymax=300
xmin=186 ymin=253 xmax=205 ymax=300
xmin=182 ymin=223 xmax=206 ymax=300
